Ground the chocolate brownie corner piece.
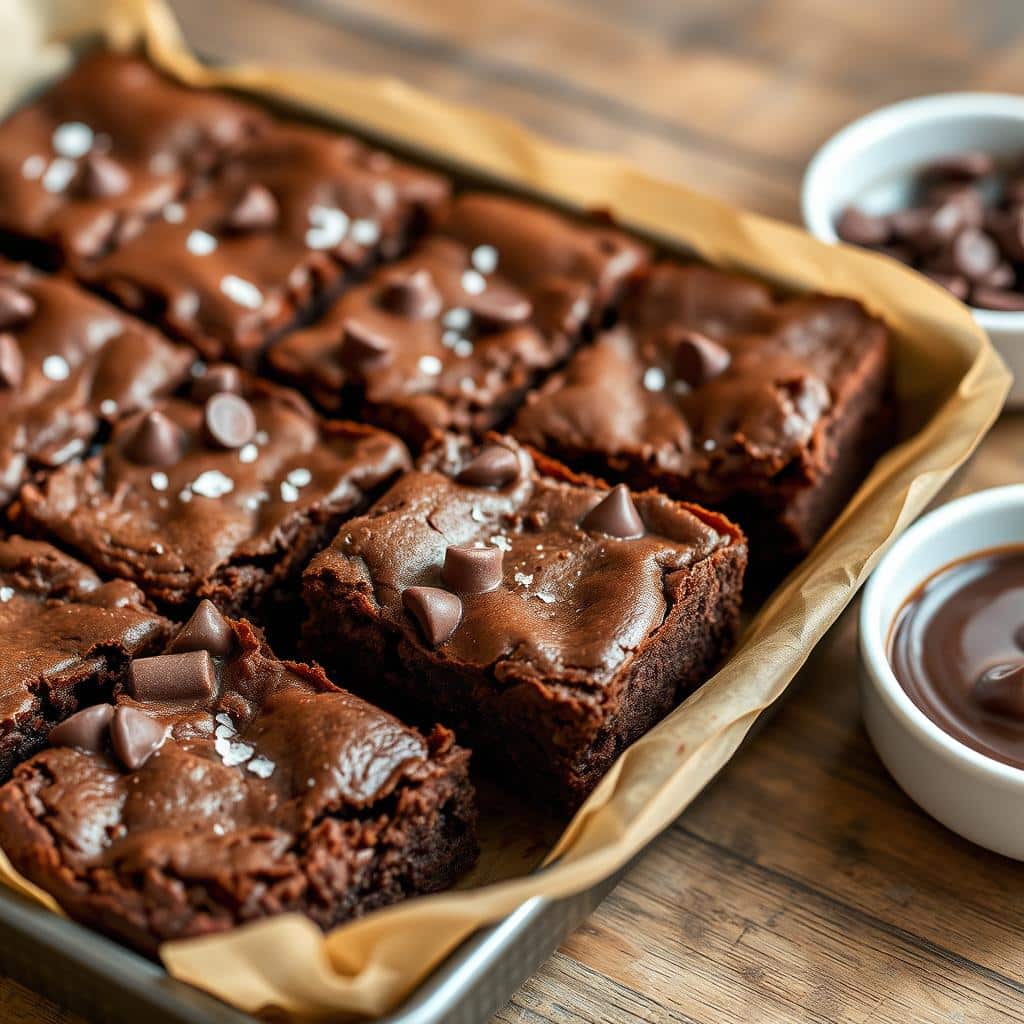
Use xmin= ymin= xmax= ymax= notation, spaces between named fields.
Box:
xmin=512 ymin=262 xmax=890 ymax=585
xmin=0 ymin=610 xmax=477 ymax=955
xmin=0 ymin=51 xmax=267 ymax=268
xmin=0 ymin=259 xmax=194 ymax=507
xmin=265 ymin=193 xmax=649 ymax=447
xmin=81 ymin=122 xmax=451 ymax=367
xmin=16 ymin=370 xmax=410 ymax=617
xmin=302 ymin=434 xmax=746 ymax=809
xmin=0 ymin=535 xmax=172 ymax=782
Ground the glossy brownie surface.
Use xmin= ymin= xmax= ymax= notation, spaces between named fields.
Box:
xmin=267 ymin=193 xmax=649 ymax=444
xmin=17 ymin=372 xmax=409 ymax=613
xmin=83 ymin=123 xmax=450 ymax=364
xmin=310 ymin=435 xmax=736 ymax=681
xmin=0 ymin=52 xmax=266 ymax=265
xmin=0 ymin=260 xmax=193 ymax=506
xmin=0 ymin=613 xmax=476 ymax=953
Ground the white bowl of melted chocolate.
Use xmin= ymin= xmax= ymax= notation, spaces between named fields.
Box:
xmin=860 ymin=485 xmax=1024 ymax=859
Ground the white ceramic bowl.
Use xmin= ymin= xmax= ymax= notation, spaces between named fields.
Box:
xmin=860 ymin=485 xmax=1024 ymax=859
xmin=802 ymin=93 xmax=1024 ymax=408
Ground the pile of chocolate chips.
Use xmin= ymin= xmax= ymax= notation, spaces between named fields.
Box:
xmin=835 ymin=150 xmax=1024 ymax=311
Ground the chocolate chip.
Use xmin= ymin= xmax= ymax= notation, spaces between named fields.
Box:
xmin=924 ymin=183 xmax=985 ymax=227
xmin=191 ymin=363 xmax=243 ymax=402
xmin=973 ymin=662 xmax=1024 ymax=717
xmin=130 ymin=650 xmax=217 ymax=703
xmin=835 ymin=207 xmax=890 ymax=246
xmin=924 ymin=150 xmax=994 ymax=180
xmin=203 ymin=392 xmax=256 ymax=450
xmin=979 ymin=261 xmax=1015 ymax=289
xmin=581 ymin=484 xmax=644 ymax=539
xmin=922 ymin=271 xmax=969 ymax=301
xmin=888 ymin=207 xmax=932 ymax=246
xmin=971 ymin=286 xmax=1024 ymax=311
xmin=167 ymin=599 xmax=235 ymax=657
xmin=917 ymin=200 xmax=970 ymax=251
xmin=71 ymin=153 xmax=130 ymax=199
xmin=378 ymin=268 xmax=442 ymax=319
xmin=464 ymin=281 xmax=533 ymax=328
xmin=110 ymin=706 xmax=167 ymax=770
xmin=0 ymin=334 xmax=23 ymax=388
xmin=223 ymin=184 xmax=278 ymax=232
xmin=456 ymin=445 xmax=519 ymax=488
xmin=49 ymin=704 xmax=114 ymax=752
xmin=339 ymin=319 xmax=392 ymax=370
xmin=123 ymin=410 xmax=183 ymax=467
xmin=441 ymin=545 xmax=504 ymax=594
xmin=673 ymin=330 xmax=731 ymax=388
xmin=989 ymin=207 xmax=1024 ymax=261
xmin=0 ymin=282 xmax=36 ymax=329
xmin=948 ymin=228 xmax=1000 ymax=282
xmin=402 ymin=586 xmax=463 ymax=645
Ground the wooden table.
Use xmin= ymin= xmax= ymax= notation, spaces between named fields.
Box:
xmin=8 ymin=1 xmax=1024 ymax=1021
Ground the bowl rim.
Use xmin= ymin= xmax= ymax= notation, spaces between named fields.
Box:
xmin=801 ymin=91 xmax=1024 ymax=332
xmin=859 ymin=483 xmax=1024 ymax=787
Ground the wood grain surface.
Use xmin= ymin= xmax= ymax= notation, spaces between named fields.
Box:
xmin=8 ymin=1 xmax=1024 ymax=1021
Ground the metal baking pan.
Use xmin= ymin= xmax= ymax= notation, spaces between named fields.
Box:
xmin=0 ymin=37 xmax=854 ymax=1024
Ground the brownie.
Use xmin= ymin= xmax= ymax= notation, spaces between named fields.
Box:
xmin=0 ymin=260 xmax=194 ymax=506
xmin=81 ymin=123 xmax=451 ymax=366
xmin=16 ymin=370 xmax=410 ymax=617
xmin=512 ymin=263 xmax=890 ymax=584
xmin=265 ymin=193 xmax=650 ymax=447
xmin=302 ymin=434 xmax=746 ymax=808
xmin=0 ymin=608 xmax=477 ymax=955
xmin=0 ymin=52 xmax=267 ymax=267
xmin=0 ymin=536 xmax=172 ymax=782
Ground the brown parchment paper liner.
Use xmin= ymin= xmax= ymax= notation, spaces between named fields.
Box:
xmin=0 ymin=0 xmax=1010 ymax=1018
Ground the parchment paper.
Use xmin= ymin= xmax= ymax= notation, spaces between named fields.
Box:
xmin=0 ymin=1 xmax=1011 ymax=1019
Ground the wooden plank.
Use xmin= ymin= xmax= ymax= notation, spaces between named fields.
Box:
xmin=169 ymin=0 xmax=801 ymax=218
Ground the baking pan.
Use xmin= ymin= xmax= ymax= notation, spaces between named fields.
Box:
xmin=0 ymin=26 xmax=1002 ymax=1024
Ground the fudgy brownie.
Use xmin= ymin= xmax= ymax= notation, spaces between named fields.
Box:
xmin=81 ymin=123 xmax=450 ymax=366
xmin=0 ymin=536 xmax=172 ymax=781
xmin=0 ymin=608 xmax=476 ymax=955
xmin=0 ymin=260 xmax=193 ymax=506
xmin=16 ymin=370 xmax=410 ymax=616
xmin=512 ymin=263 xmax=890 ymax=584
xmin=0 ymin=52 xmax=267 ymax=267
xmin=303 ymin=434 xmax=746 ymax=808
xmin=265 ymin=193 xmax=650 ymax=446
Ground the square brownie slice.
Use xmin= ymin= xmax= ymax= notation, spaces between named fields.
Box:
xmin=512 ymin=263 xmax=891 ymax=585
xmin=16 ymin=370 xmax=410 ymax=617
xmin=303 ymin=434 xmax=746 ymax=808
xmin=0 ymin=260 xmax=194 ymax=506
xmin=0 ymin=52 xmax=267 ymax=267
xmin=81 ymin=123 xmax=450 ymax=367
xmin=0 ymin=535 xmax=172 ymax=781
xmin=0 ymin=607 xmax=476 ymax=955
xmin=265 ymin=193 xmax=650 ymax=447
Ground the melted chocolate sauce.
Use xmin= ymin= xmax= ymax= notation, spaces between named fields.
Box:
xmin=889 ymin=545 xmax=1024 ymax=768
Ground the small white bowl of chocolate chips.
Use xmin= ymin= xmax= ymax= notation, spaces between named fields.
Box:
xmin=801 ymin=92 xmax=1024 ymax=407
